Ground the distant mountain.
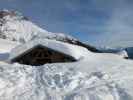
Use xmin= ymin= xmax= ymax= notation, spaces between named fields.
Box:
xmin=0 ymin=10 xmax=99 ymax=52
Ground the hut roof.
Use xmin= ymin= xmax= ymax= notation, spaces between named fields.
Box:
xmin=9 ymin=39 xmax=90 ymax=61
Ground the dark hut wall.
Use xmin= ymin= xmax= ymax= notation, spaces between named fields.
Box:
xmin=11 ymin=45 xmax=76 ymax=66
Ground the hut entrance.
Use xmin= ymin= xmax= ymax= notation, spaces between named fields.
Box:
xmin=11 ymin=45 xmax=76 ymax=66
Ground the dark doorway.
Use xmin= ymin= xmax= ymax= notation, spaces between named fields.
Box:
xmin=11 ymin=45 xmax=76 ymax=66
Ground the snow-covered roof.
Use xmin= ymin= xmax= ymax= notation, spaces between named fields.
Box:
xmin=9 ymin=39 xmax=90 ymax=61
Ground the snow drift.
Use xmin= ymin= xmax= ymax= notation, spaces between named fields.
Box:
xmin=0 ymin=63 xmax=131 ymax=100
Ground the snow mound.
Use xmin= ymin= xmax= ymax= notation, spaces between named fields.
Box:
xmin=0 ymin=63 xmax=130 ymax=100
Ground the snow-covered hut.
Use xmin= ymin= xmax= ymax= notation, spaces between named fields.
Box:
xmin=9 ymin=39 xmax=89 ymax=66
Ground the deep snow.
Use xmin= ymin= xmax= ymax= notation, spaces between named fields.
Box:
xmin=0 ymin=51 xmax=133 ymax=100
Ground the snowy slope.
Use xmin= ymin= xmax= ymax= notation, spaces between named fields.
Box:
xmin=0 ymin=38 xmax=19 ymax=61
xmin=0 ymin=49 xmax=133 ymax=100
xmin=0 ymin=40 xmax=133 ymax=100
xmin=0 ymin=38 xmax=19 ymax=53
xmin=0 ymin=10 xmax=77 ymax=43
xmin=0 ymin=10 xmax=99 ymax=52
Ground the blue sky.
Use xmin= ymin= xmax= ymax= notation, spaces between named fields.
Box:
xmin=0 ymin=0 xmax=133 ymax=47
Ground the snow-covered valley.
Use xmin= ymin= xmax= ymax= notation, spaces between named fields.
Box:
xmin=0 ymin=10 xmax=133 ymax=100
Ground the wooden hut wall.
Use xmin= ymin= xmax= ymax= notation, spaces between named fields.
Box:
xmin=11 ymin=45 xmax=76 ymax=66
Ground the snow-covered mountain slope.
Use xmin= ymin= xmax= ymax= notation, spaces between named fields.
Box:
xmin=0 ymin=10 xmax=99 ymax=52
xmin=0 ymin=38 xmax=19 ymax=61
xmin=0 ymin=10 xmax=75 ymax=43
xmin=0 ymin=38 xmax=19 ymax=53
